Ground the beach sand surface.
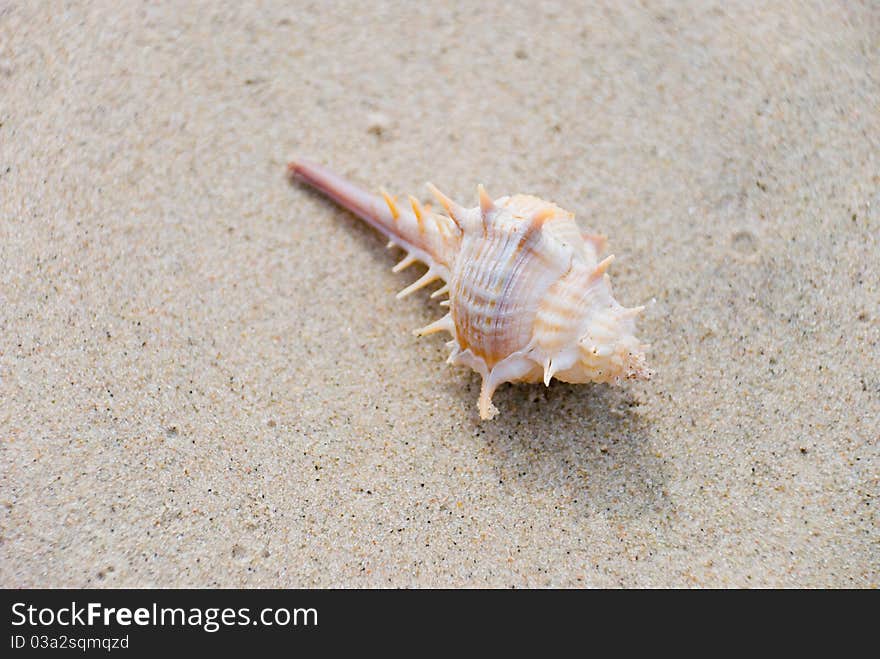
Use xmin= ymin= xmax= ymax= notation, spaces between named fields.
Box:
xmin=1 ymin=1 xmax=877 ymax=587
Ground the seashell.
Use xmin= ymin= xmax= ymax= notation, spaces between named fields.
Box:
xmin=287 ymin=159 xmax=650 ymax=420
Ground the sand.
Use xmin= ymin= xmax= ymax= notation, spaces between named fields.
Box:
xmin=0 ymin=1 xmax=877 ymax=587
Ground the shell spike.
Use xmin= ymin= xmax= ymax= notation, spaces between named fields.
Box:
xmin=380 ymin=188 xmax=400 ymax=220
xmin=397 ymin=269 xmax=439 ymax=299
xmin=408 ymin=195 xmax=426 ymax=231
xmin=477 ymin=184 xmax=494 ymax=216
xmin=542 ymin=359 xmax=557 ymax=386
xmin=591 ymin=254 xmax=615 ymax=280
xmin=478 ymin=376 xmax=500 ymax=420
xmin=392 ymin=253 xmax=418 ymax=273
xmin=414 ymin=313 xmax=454 ymax=337
xmin=426 ymin=182 xmax=465 ymax=226
xmin=430 ymin=283 xmax=450 ymax=299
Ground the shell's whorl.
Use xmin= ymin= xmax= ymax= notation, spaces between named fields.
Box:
xmin=288 ymin=159 xmax=650 ymax=420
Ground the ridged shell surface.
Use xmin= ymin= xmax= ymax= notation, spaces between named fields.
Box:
xmin=288 ymin=160 xmax=650 ymax=420
xmin=451 ymin=197 xmax=571 ymax=367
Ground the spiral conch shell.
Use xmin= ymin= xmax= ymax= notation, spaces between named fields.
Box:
xmin=288 ymin=159 xmax=650 ymax=420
